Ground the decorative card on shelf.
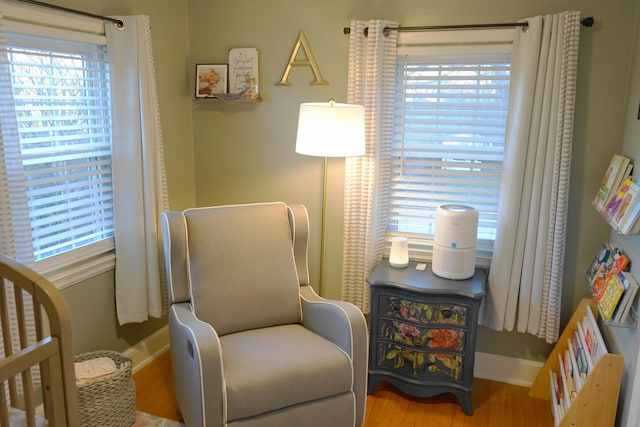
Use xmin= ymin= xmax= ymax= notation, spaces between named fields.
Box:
xmin=228 ymin=48 xmax=259 ymax=100
xmin=593 ymin=154 xmax=632 ymax=213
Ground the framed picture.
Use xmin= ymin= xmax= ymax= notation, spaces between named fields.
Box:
xmin=195 ymin=64 xmax=228 ymax=98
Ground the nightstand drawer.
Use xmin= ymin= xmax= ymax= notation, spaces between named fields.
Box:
xmin=375 ymin=342 xmax=465 ymax=381
xmin=380 ymin=294 xmax=469 ymax=326
xmin=377 ymin=319 xmax=466 ymax=352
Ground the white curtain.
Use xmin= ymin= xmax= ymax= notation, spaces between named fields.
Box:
xmin=480 ymin=11 xmax=581 ymax=342
xmin=106 ymin=16 xmax=170 ymax=325
xmin=0 ymin=9 xmax=37 ymax=400
xmin=0 ymin=14 xmax=32 ymax=263
xmin=341 ymin=20 xmax=398 ymax=313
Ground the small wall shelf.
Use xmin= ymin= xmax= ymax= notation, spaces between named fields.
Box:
xmin=196 ymin=94 xmax=262 ymax=103
xmin=584 ymin=271 xmax=638 ymax=328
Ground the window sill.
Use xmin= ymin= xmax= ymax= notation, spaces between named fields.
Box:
xmin=36 ymin=251 xmax=115 ymax=290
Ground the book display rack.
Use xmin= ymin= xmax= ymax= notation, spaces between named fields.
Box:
xmin=529 ymin=299 xmax=623 ymax=427
xmin=590 ymin=154 xmax=640 ymax=327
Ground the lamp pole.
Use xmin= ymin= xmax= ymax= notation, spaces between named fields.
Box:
xmin=318 ymin=156 xmax=328 ymax=296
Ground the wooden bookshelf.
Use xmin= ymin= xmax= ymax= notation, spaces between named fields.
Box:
xmin=529 ymin=298 xmax=624 ymax=427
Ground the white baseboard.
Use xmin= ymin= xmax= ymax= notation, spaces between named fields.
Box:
xmin=124 ymin=325 xmax=170 ymax=374
xmin=474 ymin=351 xmax=543 ymax=387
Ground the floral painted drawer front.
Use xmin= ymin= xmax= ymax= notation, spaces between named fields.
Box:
xmin=380 ymin=295 xmax=468 ymax=326
xmin=377 ymin=319 xmax=466 ymax=351
xmin=376 ymin=319 xmax=465 ymax=380
xmin=376 ymin=342 xmax=464 ymax=380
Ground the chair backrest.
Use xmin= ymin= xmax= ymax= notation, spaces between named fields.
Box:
xmin=163 ymin=202 xmax=303 ymax=336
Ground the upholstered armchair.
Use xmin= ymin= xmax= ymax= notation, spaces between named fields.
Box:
xmin=161 ymin=202 xmax=368 ymax=427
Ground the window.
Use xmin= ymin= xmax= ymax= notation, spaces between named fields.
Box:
xmin=387 ymin=30 xmax=513 ymax=265
xmin=1 ymin=9 xmax=114 ymax=287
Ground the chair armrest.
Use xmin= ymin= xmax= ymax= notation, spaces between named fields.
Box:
xmin=169 ymin=303 xmax=225 ymax=427
xmin=300 ymin=285 xmax=368 ymax=427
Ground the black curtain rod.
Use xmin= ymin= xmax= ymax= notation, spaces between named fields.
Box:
xmin=343 ymin=16 xmax=595 ymax=36
xmin=14 ymin=0 xmax=124 ymax=28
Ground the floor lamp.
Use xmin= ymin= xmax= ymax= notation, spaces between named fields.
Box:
xmin=295 ymin=99 xmax=365 ymax=296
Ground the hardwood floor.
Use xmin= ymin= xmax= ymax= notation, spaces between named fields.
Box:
xmin=133 ymin=351 xmax=554 ymax=426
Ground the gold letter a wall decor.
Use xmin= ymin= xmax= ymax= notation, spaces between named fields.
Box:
xmin=276 ymin=32 xmax=328 ymax=86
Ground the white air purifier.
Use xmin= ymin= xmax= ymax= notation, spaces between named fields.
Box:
xmin=432 ymin=204 xmax=479 ymax=280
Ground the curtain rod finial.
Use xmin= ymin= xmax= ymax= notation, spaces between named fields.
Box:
xmin=581 ymin=17 xmax=595 ymax=27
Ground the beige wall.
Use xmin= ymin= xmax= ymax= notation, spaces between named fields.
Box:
xmin=46 ymin=0 xmax=639 ymax=367
xmin=188 ymin=0 xmax=637 ymax=360
xmin=50 ymin=0 xmax=195 ymax=353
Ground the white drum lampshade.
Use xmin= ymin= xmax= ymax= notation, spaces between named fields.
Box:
xmin=295 ymin=101 xmax=365 ymax=157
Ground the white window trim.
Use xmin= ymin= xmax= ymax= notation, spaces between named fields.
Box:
xmin=397 ymin=28 xmax=516 ymax=48
xmin=388 ymin=27 xmax=517 ymax=266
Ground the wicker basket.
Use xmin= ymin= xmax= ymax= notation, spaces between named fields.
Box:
xmin=75 ymin=350 xmax=136 ymax=427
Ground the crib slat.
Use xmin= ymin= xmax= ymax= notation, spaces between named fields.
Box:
xmin=0 ymin=382 xmax=9 ymax=427
xmin=1 ymin=280 xmax=19 ymax=407
xmin=0 ymin=338 xmax=58 ymax=379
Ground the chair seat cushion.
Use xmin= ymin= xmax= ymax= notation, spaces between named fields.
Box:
xmin=220 ymin=324 xmax=353 ymax=421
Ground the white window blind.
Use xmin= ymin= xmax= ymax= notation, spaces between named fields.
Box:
xmin=5 ymin=32 xmax=114 ymax=268
xmin=388 ymin=41 xmax=512 ymax=265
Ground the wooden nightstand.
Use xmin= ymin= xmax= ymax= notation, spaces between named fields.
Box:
xmin=366 ymin=260 xmax=487 ymax=415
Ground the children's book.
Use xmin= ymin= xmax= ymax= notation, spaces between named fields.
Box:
xmin=610 ymin=179 xmax=640 ymax=233
xmin=576 ymin=322 xmax=594 ymax=373
xmin=591 ymin=246 xmax=630 ymax=301
xmin=583 ymin=304 xmax=608 ymax=362
xmin=585 ymin=242 xmax=612 ymax=283
xmin=593 ymin=154 xmax=632 ymax=213
xmin=591 ymin=263 xmax=610 ymax=301
xmin=598 ymin=273 xmax=625 ymax=320
xmin=613 ymin=271 xmax=639 ymax=323
xmin=604 ymin=178 xmax=635 ymax=221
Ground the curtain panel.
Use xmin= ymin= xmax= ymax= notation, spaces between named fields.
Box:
xmin=341 ymin=20 xmax=398 ymax=313
xmin=0 ymin=13 xmax=32 ymax=264
xmin=481 ymin=11 xmax=581 ymax=343
xmin=106 ymin=16 xmax=170 ymax=325
xmin=0 ymin=9 xmax=37 ymax=400
xmin=343 ymin=12 xmax=580 ymax=342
